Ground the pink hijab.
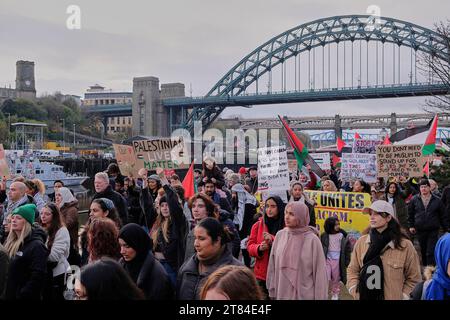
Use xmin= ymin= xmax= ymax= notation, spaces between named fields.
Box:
xmin=266 ymin=202 xmax=328 ymax=300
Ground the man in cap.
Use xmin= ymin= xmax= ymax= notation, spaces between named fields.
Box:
xmin=245 ymin=166 xmax=258 ymax=195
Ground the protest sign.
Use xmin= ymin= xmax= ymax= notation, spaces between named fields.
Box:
xmin=132 ymin=137 xmax=189 ymax=170
xmin=257 ymin=145 xmax=289 ymax=196
xmin=340 ymin=153 xmax=377 ymax=183
xmin=352 ymin=139 xmax=382 ymax=154
xmin=376 ymin=144 xmax=427 ymax=178
xmin=305 ymin=190 xmax=371 ymax=243
xmin=0 ymin=144 xmax=11 ymax=179
xmin=309 ymin=153 xmax=331 ymax=170
xmin=113 ymin=144 xmax=139 ymax=177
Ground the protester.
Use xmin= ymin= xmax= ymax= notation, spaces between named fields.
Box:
xmin=194 ymin=169 xmax=203 ymax=188
xmin=1 ymin=215 xmax=11 ymax=245
xmin=202 ymin=156 xmax=225 ymax=188
xmin=266 ymin=202 xmax=328 ymax=300
xmin=321 ymin=179 xmax=338 ymax=192
xmin=289 ymin=181 xmax=316 ymax=227
xmin=55 ymin=187 xmax=80 ymax=266
xmin=238 ymin=167 xmax=247 ymax=184
xmin=203 ymin=179 xmax=232 ymax=213
xmin=184 ymin=193 xmax=219 ymax=262
xmin=24 ymin=179 xmax=47 ymax=213
xmin=4 ymin=204 xmax=49 ymax=300
xmin=177 ymin=217 xmax=243 ymax=300
xmin=231 ymin=183 xmax=258 ymax=267
xmin=423 ymin=233 xmax=450 ymax=300
xmin=298 ymin=165 xmax=318 ymax=190
xmin=106 ymin=163 xmax=125 ymax=187
xmin=200 ymin=265 xmax=264 ymax=300
xmin=87 ymin=218 xmax=121 ymax=263
xmin=48 ymin=180 xmax=66 ymax=202
xmin=124 ymin=177 xmax=152 ymax=230
xmin=408 ymin=178 xmax=449 ymax=266
xmin=39 ymin=203 xmax=70 ymax=300
xmin=320 ymin=217 xmax=352 ymax=300
xmin=118 ymin=223 xmax=174 ymax=300
xmin=245 ymin=166 xmax=258 ymax=194
xmin=0 ymin=244 xmax=8 ymax=298
xmin=347 ymin=200 xmax=421 ymax=300
xmin=92 ymin=172 xmax=128 ymax=225
xmin=147 ymin=168 xmax=188 ymax=287
xmin=170 ymin=174 xmax=182 ymax=187
xmin=352 ymin=179 xmax=371 ymax=194
xmin=383 ymin=182 xmax=409 ymax=230
xmin=429 ymin=179 xmax=442 ymax=198
xmin=410 ymin=265 xmax=437 ymax=300
xmin=74 ymin=258 xmax=144 ymax=300
xmin=247 ymin=196 xmax=285 ymax=296
xmin=2 ymin=182 xmax=35 ymax=225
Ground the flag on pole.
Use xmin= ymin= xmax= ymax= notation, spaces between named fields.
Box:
xmin=422 ymin=115 xmax=438 ymax=156
xmin=382 ymin=135 xmax=392 ymax=145
xmin=355 ymin=132 xmax=362 ymax=140
xmin=332 ymin=153 xmax=341 ymax=167
xmin=182 ymin=161 xmax=197 ymax=199
xmin=278 ymin=115 xmax=325 ymax=177
xmin=336 ymin=136 xmax=346 ymax=152
xmin=390 ymin=117 xmax=434 ymax=144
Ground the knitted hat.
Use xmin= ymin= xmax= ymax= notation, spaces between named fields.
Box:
xmin=148 ymin=174 xmax=161 ymax=182
xmin=12 ymin=204 xmax=37 ymax=226
xmin=238 ymin=167 xmax=247 ymax=175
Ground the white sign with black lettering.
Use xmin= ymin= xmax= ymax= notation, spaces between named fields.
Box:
xmin=257 ymin=145 xmax=289 ymax=193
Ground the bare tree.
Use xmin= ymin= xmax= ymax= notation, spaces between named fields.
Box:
xmin=420 ymin=21 xmax=450 ymax=112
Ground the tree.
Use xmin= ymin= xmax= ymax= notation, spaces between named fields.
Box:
xmin=1 ymin=98 xmax=47 ymax=121
xmin=430 ymin=149 xmax=450 ymax=187
xmin=421 ymin=21 xmax=450 ymax=112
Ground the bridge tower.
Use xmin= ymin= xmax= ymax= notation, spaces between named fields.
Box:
xmin=390 ymin=113 xmax=398 ymax=135
xmin=334 ymin=114 xmax=342 ymax=139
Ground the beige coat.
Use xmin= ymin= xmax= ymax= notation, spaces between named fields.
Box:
xmin=347 ymin=234 xmax=422 ymax=300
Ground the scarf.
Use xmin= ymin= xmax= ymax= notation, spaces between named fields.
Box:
xmin=358 ymin=228 xmax=392 ymax=300
xmin=231 ymin=183 xmax=257 ymax=230
xmin=5 ymin=194 xmax=29 ymax=219
xmin=264 ymin=196 xmax=286 ymax=236
xmin=118 ymin=223 xmax=152 ymax=282
xmin=425 ymin=233 xmax=450 ymax=300
xmin=58 ymin=187 xmax=77 ymax=209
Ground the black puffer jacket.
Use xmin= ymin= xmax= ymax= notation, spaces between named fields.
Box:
xmin=93 ymin=185 xmax=129 ymax=225
xmin=218 ymin=209 xmax=241 ymax=258
xmin=5 ymin=226 xmax=49 ymax=300
xmin=407 ymin=194 xmax=449 ymax=232
xmin=177 ymin=246 xmax=244 ymax=300
xmin=119 ymin=252 xmax=174 ymax=300
xmin=127 ymin=186 xmax=152 ymax=229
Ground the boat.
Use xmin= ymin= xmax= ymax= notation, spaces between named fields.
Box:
xmin=5 ymin=153 xmax=88 ymax=188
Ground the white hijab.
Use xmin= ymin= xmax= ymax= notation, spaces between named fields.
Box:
xmin=57 ymin=187 xmax=77 ymax=208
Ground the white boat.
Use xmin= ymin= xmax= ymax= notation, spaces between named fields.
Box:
xmin=6 ymin=154 xmax=88 ymax=188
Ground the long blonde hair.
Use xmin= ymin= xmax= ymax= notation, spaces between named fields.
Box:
xmin=31 ymin=178 xmax=46 ymax=195
xmin=4 ymin=221 xmax=32 ymax=258
xmin=151 ymin=204 xmax=171 ymax=250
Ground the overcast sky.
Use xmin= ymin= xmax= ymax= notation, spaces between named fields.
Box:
xmin=0 ymin=0 xmax=449 ymax=123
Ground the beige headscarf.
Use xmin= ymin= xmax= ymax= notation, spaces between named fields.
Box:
xmin=266 ymin=202 xmax=328 ymax=300
xmin=57 ymin=187 xmax=77 ymax=208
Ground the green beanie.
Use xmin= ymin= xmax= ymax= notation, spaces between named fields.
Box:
xmin=12 ymin=204 xmax=37 ymax=226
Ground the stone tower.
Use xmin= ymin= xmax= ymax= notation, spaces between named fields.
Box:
xmin=15 ymin=60 xmax=36 ymax=100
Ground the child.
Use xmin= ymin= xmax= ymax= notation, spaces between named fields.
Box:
xmin=320 ymin=216 xmax=352 ymax=300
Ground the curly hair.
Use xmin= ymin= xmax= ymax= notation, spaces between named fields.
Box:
xmin=87 ymin=218 xmax=121 ymax=262
xmin=188 ymin=193 xmax=219 ymax=219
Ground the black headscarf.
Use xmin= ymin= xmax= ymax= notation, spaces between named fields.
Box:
xmin=118 ymin=223 xmax=152 ymax=282
xmin=264 ymin=196 xmax=286 ymax=236
xmin=358 ymin=228 xmax=392 ymax=300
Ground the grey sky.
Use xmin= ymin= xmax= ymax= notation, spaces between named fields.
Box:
xmin=0 ymin=0 xmax=449 ymax=121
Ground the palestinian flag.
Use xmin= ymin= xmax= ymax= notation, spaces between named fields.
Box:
xmin=382 ymin=135 xmax=392 ymax=145
xmin=278 ymin=115 xmax=325 ymax=177
xmin=355 ymin=132 xmax=362 ymax=139
xmin=332 ymin=153 xmax=341 ymax=167
xmin=182 ymin=161 xmax=197 ymax=199
xmin=422 ymin=115 xmax=438 ymax=156
xmin=423 ymin=159 xmax=430 ymax=177
xmin=336 ymin=136 xmax=347 ymax=152
xmin=390 ymin=117 xmax=434 ymax=144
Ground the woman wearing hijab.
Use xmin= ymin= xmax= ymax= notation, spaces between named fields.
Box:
xmin=247 ymin=196 xmax=285 ymax=297
xmin=289 ymin=181 xmax=316 ymax=228
xmin=118 ymin=223 xmax=174 ymax=300
xmin=266 ymin=201 xmax=328 ymax=300
xmin=424 ymin=233 xmax=450 ymax=300
xmin=55 ymin=187 xmax=80 ymax=266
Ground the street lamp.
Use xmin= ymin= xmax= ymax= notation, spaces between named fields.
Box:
xmin=73 ymin=123 xmax=76 ymax=150
xmin=59 ymin=118 xmax=65 ymax=151
xmin=5 ymin=113 xmax=11 ymax=147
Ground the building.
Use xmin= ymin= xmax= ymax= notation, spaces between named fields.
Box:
xmin=83 ymin=84 xmax=133 ymax=135
xmin=0 ymin=61 xmax=37 ymax=105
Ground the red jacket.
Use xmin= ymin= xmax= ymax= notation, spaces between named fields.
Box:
xmin=247 ymin=218 xmax=275 ymax=281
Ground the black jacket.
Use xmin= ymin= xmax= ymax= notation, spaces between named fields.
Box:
xmin=245 ymin=177 xmax=258 ymax=194
xmin=120 ymin=252 xmax=174 ymax=300
xmin=407 ymin=194 xmax=449 ymax=232
xmin=141 ymin=184 xmax=188 ymax=272
xmin=5 ymin=226 xmax=49 ymax=300
xmin=176 ymin=246 xmax=244 ymax=300
xmin=218 ymin=209 xmax=241 ymax=258
xmin=320 ymin=232 xmax=352 ymax=284
xmin=0 ymin=246 xmax=9 ymax=298
xmin=93 ymin=185 xmax=129 ymax=225
xmin=126 ymin=186 xmax=152 ymax=229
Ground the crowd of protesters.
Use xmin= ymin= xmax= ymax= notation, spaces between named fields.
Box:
xmin=0 ymin=157 xmax=449 ymax=301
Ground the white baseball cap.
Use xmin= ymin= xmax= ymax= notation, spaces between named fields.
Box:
xmin=363 ymin=200 xmax=396 ymax=219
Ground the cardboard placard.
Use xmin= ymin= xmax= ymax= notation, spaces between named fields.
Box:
xmin=340 ymin=153 xmax=377 ymax=183
xmin=376 ymin=144 xmax=427 ymax=178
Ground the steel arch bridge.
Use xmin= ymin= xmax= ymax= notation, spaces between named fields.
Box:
xmin=168 ymin=15 xmax=450 ymax=133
